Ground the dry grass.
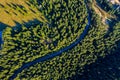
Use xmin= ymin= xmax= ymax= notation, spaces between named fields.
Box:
xmin=92 ymin=0 xmax=116 ymax=20
xmin=0 ymin=0 xmax=47 ymax=27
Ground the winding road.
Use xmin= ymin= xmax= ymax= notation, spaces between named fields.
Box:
xmin=8 ymin=0 xmax=91 ymax=80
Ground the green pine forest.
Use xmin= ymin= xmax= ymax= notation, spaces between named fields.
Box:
xmin=0 ymin=0 xmax=120 ymax=80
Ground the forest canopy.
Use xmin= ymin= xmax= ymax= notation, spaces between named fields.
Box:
xmin=0 ymin=0 xmax=120 ymax=80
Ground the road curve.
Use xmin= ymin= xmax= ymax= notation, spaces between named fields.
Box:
xmin=9 ymin=0 xmax=91 ymax=80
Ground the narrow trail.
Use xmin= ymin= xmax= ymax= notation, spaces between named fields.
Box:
xmin=8 ymin=0 xmax=91 ymax=80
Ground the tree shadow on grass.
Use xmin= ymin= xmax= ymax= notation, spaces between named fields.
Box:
xmin=13 ymin=19 xmax=43 ymax=29
xmin=69 ymin=40 xmax=120 ymax=80
xmin=0 ymin=18 xmax=43 ymax=32
xmin=0 ymin=22 xmax=9 ymax=31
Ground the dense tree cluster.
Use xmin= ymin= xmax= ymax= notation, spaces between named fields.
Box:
xmin=96 ymin=0 xmax=120 ymax=20
xmin=0 ymin=0 xmax=88 ymax=79
xmin=0 ymin=0 xmax=119 ymax=79
xmin=14 ymin=9 xmax=120 ymax=80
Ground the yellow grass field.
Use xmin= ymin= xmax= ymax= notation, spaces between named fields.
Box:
xmin=0 ymin=0 xmax=47 ymax=27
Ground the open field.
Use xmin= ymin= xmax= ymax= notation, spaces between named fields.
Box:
xmin=0 ymin=0 xmax=47 ymax=27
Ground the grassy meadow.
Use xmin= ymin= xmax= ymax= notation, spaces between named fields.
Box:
xmin=0 ymin=0 xmax=47 ymax=29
